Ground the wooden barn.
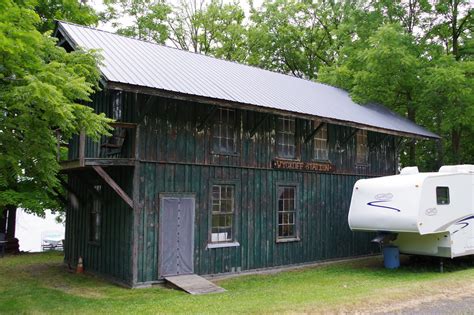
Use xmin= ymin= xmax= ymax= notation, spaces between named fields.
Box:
xmin=54 ymin=21 xmax=438 ymax=288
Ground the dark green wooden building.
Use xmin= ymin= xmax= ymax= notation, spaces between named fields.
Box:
xmin=55 ymin=22 xmax=438 ymax=288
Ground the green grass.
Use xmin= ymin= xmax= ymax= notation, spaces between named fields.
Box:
xmin=1 ymin=252 xmax=474 ymax=314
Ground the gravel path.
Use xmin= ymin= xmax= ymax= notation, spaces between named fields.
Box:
xmin=380 ymin=296 xmax=474 ymax=315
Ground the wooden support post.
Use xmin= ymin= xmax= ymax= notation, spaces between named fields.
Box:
xmin=79 ymin=129 xmax=86 ymax=167
xmin=304 ymin=122 xmax=325 ymax=143
xmin=249 ymin=114 xmax=270 ymax=138
xmin=92 ymin=166 xmax=133 ymax=208
xmin=197 ymin=106 xmax=218 ymax=131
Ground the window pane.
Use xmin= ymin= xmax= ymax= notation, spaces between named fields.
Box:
xmin=277 ymin=117 xmax=296 ymax=158
xmin=436 ymin=187 xmax=450 ymax=205
xmin=277 ymin=186 xmax=296 ymax=239
xmin=356 ymin=130 xmax=368 ymax=164
xmin=211 ymin=185 xmax=235 ymax=243
xmin=212 ymin=108 xmax=236 ymax=154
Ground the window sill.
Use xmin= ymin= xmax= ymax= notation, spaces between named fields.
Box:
xmin=276 ymin=237 xmax=300 ymax=243
xmin=206 ymin=241 xmax=240 ymax=249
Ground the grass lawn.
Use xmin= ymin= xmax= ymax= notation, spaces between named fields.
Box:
xmin=1 ymin=252 xmax=474 ymax=314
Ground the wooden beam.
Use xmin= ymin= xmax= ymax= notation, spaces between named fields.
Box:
xmin=340 ymin=128 xmax=359 ymax=147
xmin=249 ymin=114 xmax=270 ymax=138
xmin=92 ymin=166 xmax=133 ymax=208
xmin=304 ymin=122 xmax=325 ymax=144
xmin=79 ymin=129 xmax=85 ymax=167
xmin=197 ymin=106 xmax=218 ymax=131
xmin=106 ymin=81 xmax=438 ymax=140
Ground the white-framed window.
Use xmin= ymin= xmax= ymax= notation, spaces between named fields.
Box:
xmin=277 ymin=185 xmax=297 ymax=240
xmin=211 ymin=184 xmax=235 ymax=243
xmin=313 ymin=121 xmax=328 ymax=161
xmin=277 ymin=117 xmax=296 ymax=158
xmin=212 ymin=108 xmax=236 ymax=154
xmin=89 ymin=185 xmax=101 ymax=243
xmin=356 ymin=130 xmax=368 ymax=164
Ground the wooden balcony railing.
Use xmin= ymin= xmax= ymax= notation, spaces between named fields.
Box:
xmin=59 ymin=122 xmax=137 ymax=170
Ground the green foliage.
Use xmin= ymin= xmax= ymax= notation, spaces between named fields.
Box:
xmin=34 ymin=0 xmax=100 ymax=32
xmin=0 ymin=0 xmax=111 ymax=214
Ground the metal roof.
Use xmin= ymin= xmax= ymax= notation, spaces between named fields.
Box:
xmin=56 ymin=21 xmax=439 ymax=139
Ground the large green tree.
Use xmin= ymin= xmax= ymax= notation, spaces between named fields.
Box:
xmin=0 ymin=0 xmax=111 ymax=242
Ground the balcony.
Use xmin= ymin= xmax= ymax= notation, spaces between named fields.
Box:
xmin=59 ymin=122 xmax=137 ymax=171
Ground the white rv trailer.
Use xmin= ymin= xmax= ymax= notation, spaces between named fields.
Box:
xmin=348 ymin=165 xmax=474 ymax=258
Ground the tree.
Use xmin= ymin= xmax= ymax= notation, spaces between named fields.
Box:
xmin=34 ymin=0 xmax=100 ymax=33
xmin=106 ymin=0 xmax=247 ymax=61
xmin=0 ymin=0 xmax=111 ymax=246
xmin=104 ymin=0 xmax=171 ymax=43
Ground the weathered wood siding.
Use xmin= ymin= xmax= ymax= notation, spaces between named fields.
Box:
xmin=137 ymin=97 xmax=396 ymax=174
xmin=134 ymin=95 xmax=395 ymax=284
xmin=64 ymin=168 xmax=133 ymax=284
xmin=136 ymin=165 xmax=378 ymax=283
xmin=64 ymin=90 xmax=397 ymax=286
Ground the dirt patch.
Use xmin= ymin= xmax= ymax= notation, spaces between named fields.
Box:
xmin=356 ymin=282 xmax=474 ymax=314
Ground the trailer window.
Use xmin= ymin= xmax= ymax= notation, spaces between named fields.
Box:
xmin=436 ymin=187 xmax=450 ymax=205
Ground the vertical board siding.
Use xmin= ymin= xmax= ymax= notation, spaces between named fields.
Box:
xmin=134 ymin=95 xmax=394 ymax=284
xmin=64 ymin=168 xmax=133 ymax=284
xmin=138 ymin=96 xmax=396 ymax=176
xmin=136 ymin=164 xmax=378 ymax=283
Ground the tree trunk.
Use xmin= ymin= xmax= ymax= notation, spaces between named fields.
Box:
xmin=452 ymin=128 xmax=462 ymax=163
xmin=407 ymin=106 xmax=417 ymax=165
xmin=5 ymin=205 xmax=17 ymax=240
xmin=0 ymin=208 xmax=6 ymax=234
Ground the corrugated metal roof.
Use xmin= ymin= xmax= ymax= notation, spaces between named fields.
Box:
xmin=56 ymin=21 xmax=439 ymax=139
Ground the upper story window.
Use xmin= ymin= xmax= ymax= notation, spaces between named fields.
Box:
xmin=212 ymin=108 xmax=236 ymax=154
xmin=211 ymin=184 xmax=235 ymax=243
xmin=356 ymin=130 xmax=368 ymax=164
xmin=89 ymin=185 xmax=102 ymax=243
xmin=112 ymin=91 xmax=122 ymax=121
xmin=277 ymin=117 xmax=296 ymax=159
xmin=277 ymin=185 xmax=297 ymax=240
xmin=313 ymin=121 xmax=328 ymax=161
xmin=436 ymin=187 xmax=450 ymax=205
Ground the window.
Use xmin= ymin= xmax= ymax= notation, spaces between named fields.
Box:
xmin=356 ymin=130 xmax=368 ymax=164
xmin=89 ymin=185 xmax=101 ymax=243
xmin=277 ymin=186 xmax=297 ymax=240
xmin=112 ymin=91 xmax=122 ymax=120
xmin=212 ymin=108 xmax=236 ymax=154
xmin=211 ymin=185 xmax=235 ymax=243
xmin=313 ymin=121 xmax=328 ymax=161
xmin=277 ymin=117 xmax=296 ymax=158
xmin=436 ymin=187 xmax=450 ymax=205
